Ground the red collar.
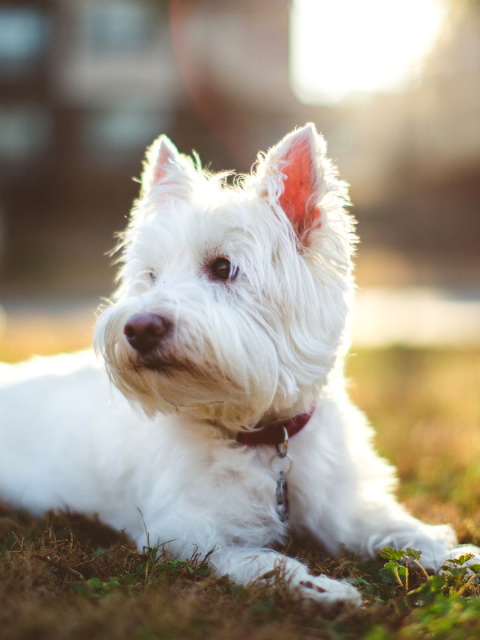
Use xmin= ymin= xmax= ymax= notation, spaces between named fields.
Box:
xmin=235 ymin=407 xmax=314 ymax=446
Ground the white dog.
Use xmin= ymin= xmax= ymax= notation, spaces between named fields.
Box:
xmin=0 ymin=124 xmax=476 ymax=607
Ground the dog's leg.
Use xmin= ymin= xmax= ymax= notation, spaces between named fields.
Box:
xmin=132 ymin=518 xmax=361 ymax=607
xmin=291 ymin=450 xmax=480 ymax=572
xmin=289 ymin=402 xmax=480 ymax=572
xmin=294 ymin=476 xmax=468 ymax=572
xmin=356 ymin=507 xmax=480 ymax=572
xmin=208 ymin=546 xmax=362 ymax=607
xmin=356 ymin=508 xmax=458 ymax=571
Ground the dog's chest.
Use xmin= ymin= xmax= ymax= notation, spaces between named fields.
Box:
xmin=150 ymin=435 xmax=287 ymax=545
xmin=203 ymin=448 xmax=287 ymax=543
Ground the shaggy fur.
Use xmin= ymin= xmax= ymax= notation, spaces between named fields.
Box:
xmin=0 ymin=124 xmax=477 ymax=607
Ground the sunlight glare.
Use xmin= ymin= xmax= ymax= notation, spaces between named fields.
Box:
xmin=290 ymin=0 xmax=449 ymax=104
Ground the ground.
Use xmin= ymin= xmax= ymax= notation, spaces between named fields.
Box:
xmin=1 ymin=323 xmax=480 ymax=639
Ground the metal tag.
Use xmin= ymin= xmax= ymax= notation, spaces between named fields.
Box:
xmin=275 ymin=471 xmax=289 ymax=522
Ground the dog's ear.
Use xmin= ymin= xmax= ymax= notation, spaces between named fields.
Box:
xmin=140 ymin=135 xmax=190 ymax=196
xmin=261 ymin=124 xmax=325 ymax=238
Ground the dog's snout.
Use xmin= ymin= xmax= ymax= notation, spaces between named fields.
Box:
xmin=124 ymin=313 xmax=171 ymax=354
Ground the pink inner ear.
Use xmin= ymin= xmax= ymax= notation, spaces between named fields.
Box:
xmin=155 ymin=143 xmax=175 ymax=182
xmin=278 ymin=142 xmax=321 ymax=233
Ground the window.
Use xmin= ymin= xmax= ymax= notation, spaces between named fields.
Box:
xmin=0 ymin=104 xmax=51 ymax=162
xmin=0 ymin=8 xmax=51 ymax=74
xmin=85 ymin=1 xmax=159 ymax=56
xmin=84 ymin=104 xmax=169 ymax=161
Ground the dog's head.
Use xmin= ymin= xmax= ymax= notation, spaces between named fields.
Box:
xmin=95 ymin=124 xmax=356 ymax=429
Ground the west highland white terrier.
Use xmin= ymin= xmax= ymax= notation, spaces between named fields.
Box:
xmin=0 ymin=124 xmax=477 ymax=608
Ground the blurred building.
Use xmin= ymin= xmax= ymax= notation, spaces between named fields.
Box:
xmin=0 ymin=0 xmax=297 ymax=294
xmin=0 ymin=0 xmax=479 ymax=294
xmin=0 ymin=0 xmax=177 ymax=292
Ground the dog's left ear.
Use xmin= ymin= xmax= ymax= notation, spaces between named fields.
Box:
xmin=260 ymin=124 xmax=325 ymax=239
xmin=140 ymin=135 xmax=191 ymax=196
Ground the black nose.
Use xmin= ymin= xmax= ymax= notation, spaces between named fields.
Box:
xmin=124 ymin=313 xmax=171 ymax=354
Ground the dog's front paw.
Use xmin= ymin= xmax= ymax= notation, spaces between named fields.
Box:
xmin=298 ymin=575 xmax=362 ymax=609
xmin=446 ymin=544 xmax=480 ymax=569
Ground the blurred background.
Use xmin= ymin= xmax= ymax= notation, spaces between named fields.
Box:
xmin=0 ymin=0 xmax=479 ymax=348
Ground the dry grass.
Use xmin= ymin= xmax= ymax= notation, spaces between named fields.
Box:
xmin=347 ymin=347 xmax=480 ymax=532
xmin=1 ymin=316 xmax=480 ymax=638
xmin=0 ymin=508 xmax=378 ymax=640
xmin=0 ymin=308 xmax=93 ymax=362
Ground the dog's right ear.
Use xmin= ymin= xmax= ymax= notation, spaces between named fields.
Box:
xmin=257 ymin=124 xmax=327 ymax=242
xmin=140 ymin=135 xmax=190 ymax=196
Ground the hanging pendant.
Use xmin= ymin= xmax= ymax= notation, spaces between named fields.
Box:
xmin=275 ymin=470 xmax=290 ymax=522
xmin=270 ymin=426 xmax=293 ymax=523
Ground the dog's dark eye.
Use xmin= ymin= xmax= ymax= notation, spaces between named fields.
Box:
xmin=211 ymin=258 xmax=238 ymax=281
xmin=148 ymin=270 xmax=157 ymax=284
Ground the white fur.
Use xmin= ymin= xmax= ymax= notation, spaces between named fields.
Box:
xmin=0 ymin=125 xmax=476 ymax=608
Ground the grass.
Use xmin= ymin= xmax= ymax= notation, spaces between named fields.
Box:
xmin=1 ymin=318 xmax=480 ymax=639
xmin=347 ymin=347 xmax=480 ymax=528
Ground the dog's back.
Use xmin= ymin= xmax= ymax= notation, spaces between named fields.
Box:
xmin=0 ymin=351 xmax=111 ymax=513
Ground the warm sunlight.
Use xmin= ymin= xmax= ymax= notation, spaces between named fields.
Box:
xmin=290 ymin=0 xmax=449 ymax=104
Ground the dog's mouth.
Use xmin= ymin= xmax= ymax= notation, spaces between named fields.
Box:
xmin=143 ymin=359 xmax=179 ymax=373
xmin=130 ymin=354 xmax=191 ymax=376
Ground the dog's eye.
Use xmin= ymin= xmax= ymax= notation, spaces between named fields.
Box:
xmin=211 ymin=258 xmax=238 ymax=281
xmin=148 ymin=270 xmax=157 ymax=284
